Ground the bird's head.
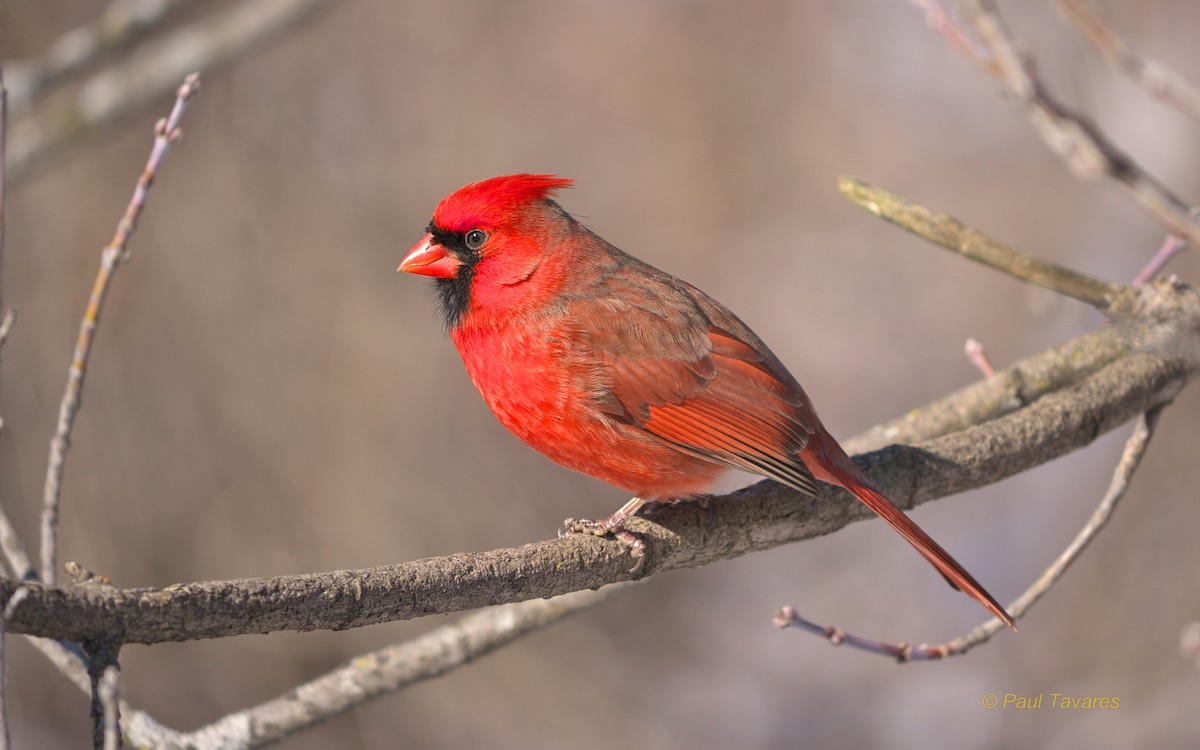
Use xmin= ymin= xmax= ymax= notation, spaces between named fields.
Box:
xmin=400 ymin=174 xmax=576 ymax=327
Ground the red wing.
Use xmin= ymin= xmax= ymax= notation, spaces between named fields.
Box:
xmin=641 ymin=330 xmax=820 ymax=497
xmin=569 ymin=296 xmax=819 ymax=497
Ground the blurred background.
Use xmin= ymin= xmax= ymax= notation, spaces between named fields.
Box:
xmin=2 ymin=1 xmax=1199 ymax=747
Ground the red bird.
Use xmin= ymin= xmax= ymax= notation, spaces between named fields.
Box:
xmin=400 ymin=174 xmax=1014 ymax=628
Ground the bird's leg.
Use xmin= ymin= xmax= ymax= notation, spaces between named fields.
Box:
xmin=559 ymin=496 xmax=649 ymax=573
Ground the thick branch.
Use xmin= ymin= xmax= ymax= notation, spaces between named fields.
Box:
xmin=0 ymin=292 xmax=1192 ymax=645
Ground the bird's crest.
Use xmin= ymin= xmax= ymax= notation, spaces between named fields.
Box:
xmin=433 ymin=174 xmax=574 ymax=233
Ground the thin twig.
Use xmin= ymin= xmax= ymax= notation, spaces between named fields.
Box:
xmin=1134 ymin=234 xmax=1187 ymax=285
xmin=1133 ymin=212 xmax=1197 ymax=285
xmin=838 ymin=177 xmax=1130 ymax=312
xmin=100 ymin=666 xmax=121 ymax=750
xmin=27 ymin=638 xmax=193 ymax=750
xmin=85 ymin=642 xmax=121 ymax=750
xmin=772 ymin=606 xmax=932 ymax=660
xmin=19 ymin=638 xmax=135 ymax=746
xmin=1057 ymin=0 xmax=1200 ymax=121
xmin=40 ymin=73 xmax=200 ymax=585
xmin=963 ymin=337 xmax=996 ymax=377
xmin=6 ymin=0 xmax=199 ymax=118
xmin=961 ymin=0 xmax=1200 ymax=250
xmin=775 ymin=407 xmax=1161 ymax=660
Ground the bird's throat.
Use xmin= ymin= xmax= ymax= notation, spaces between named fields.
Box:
xmin=434 ymin=267 xmax=474 ymax=329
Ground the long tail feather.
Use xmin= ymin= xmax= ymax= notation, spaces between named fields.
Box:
xmin=800 ymin=435 xmax=1016 ymax=630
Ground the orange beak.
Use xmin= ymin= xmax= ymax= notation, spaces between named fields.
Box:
xmin=399 ymin=233 xmax=463 ymax=278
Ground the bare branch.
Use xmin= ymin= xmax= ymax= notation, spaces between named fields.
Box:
xmin=40 ymin=73 xmax=200 ymax=586
xmin=2 ymin=307 xmax=1191 ymax=645
xmin=0 ymin=502 xmax=129 ymax=739
xmin=775 ymin=407 xmax=1161 ymax=660
xmin=839 ymin=177 xmax=1130 ymax=312
xmin=941 ymin=406 xmax=1163 ymax=652
xmin=773 ymin=606 xmax=935 ymax=661
xmin=84 ymin=641 xmax=121 ymax=750
xmin=8 ymin=0 xmax=330 ymax=183
xmin=21 ymin=636 xmax=164 ymax=746
xmin=24 ymin=585 xmax=634 ymax=749
xmin=168 ymin=585 xmax=634 ymax=750
xmin=1134 ymin=214 xmax=1195 ymax=285
xmin=100 ymin=666 xmax=120 ymax=750
xmin=961 ymin=0 xmax=1200 ymax=249
xmin=1057 ymin=0 xmax=1200 ymax=121
xmin=849 ymin=326 xmax=1128 ymax=454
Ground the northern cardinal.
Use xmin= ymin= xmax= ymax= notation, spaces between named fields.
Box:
xmin=400 ymin=174 xmax=1014 ymax=628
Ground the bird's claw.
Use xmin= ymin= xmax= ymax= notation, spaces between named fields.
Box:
xmin=612 ymin=529 xmax=647 ymax=574
xmin=559 ymin=497 xmax=649 ymax=574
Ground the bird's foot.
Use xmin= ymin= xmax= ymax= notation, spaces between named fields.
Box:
xmin=559 ymin=496 xmax=648 ymax=574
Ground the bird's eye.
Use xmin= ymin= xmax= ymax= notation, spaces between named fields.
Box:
xmin=464 ymin=229 xmax=488 ymax=250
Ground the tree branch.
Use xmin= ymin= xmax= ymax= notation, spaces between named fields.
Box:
xmin=1134 ymin=224 xmax=1191 ymax=285
xmin=960 ymin=0 xmax=1200 ymax=250
xmin=167 ymin=584 xmax=635 ymax=749
xmin=99 ymin=665 xmax=120 ymax=750
xmin=838 ymin=177 xmax=1131 ymax=312
xmin=85 ymin=642 xmax=120 ymax=750
xmin=40 ymin=73 xmax=200 ymax=586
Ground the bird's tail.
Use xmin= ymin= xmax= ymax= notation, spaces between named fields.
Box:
xmin=800 ymin=434 xmax=1016 ymax=631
